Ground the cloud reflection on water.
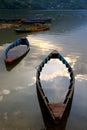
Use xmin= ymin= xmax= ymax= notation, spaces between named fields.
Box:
xmin=40 ymin=56 xmax=77 ymax=81
xmin=27 ymin=35 xmax=61 ymax=52
xmin=0 ymin=89 xmax=10 ymax=102
xmin=65 ymin=55 xmax=87 ymax=81
xmin=76 ymin=74 xmax=87 ymax=81
xmin=2 ymin=89 xmax=10 ymax=95
xmin=15 ymin=82 xmax=34 ymax=91
xmin=39 ymin=59 xmax=70 ymax=102
xmin=40 ymin=59 xmax=69 ymax=81
xmin=0 ymin=46 xmax=4 ymax=50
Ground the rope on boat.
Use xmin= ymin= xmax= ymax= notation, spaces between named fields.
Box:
xmin=36 ymin=51 xmax=75 ymax=104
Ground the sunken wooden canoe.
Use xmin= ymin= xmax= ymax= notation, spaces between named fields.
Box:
xmin=4 ymin=37 xmax=30 ymax=64
xmin=36 ymin=50 xmax=75 ymax=124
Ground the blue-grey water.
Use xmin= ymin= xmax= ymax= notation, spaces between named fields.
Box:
xmin=0 ymin=9 xmax=87 ymax=130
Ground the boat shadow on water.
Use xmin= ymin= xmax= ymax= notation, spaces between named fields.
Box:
xmin=5 ymin=50 xmax=29 ymax=71
xmin=37 ymin=87 xmax=74 ymax=130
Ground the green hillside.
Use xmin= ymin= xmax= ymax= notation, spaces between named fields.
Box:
xmin=0 ymin=0 xmax=87 ymax=9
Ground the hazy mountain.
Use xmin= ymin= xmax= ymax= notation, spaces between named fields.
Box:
xmin=0 ymin=0 xmax=87 ymax=9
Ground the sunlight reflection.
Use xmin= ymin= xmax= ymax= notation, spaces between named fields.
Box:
xmin=0 ymin=46 xmax=4 ymax=50
xmin=15 ymin=86 xmax=25 ymax=90
xmin=76 ymin=74 xmax=87 ymax=81
xmin=2 ymin=89 xmax=10 ymax=95
xmin=27 ymin=36 xmax=62 ymax=52
xmin=27 ymin=82 xmax=35 ymax=87
xmin=15 ymin=82 xmax=34 ymax=91
xmin=65 ymin=56 xmax=78 ymax=69
xmin=1 ymin=43 xmax=10 ymax=50
xmin=66 ymin=56 xmax=87 ymax=81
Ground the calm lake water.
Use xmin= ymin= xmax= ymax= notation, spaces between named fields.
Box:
xmin=0 ymin=9 xmax=87 ymax=130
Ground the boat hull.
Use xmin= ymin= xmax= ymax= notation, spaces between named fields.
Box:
xmin=15 ymin=25 xmax=50 ymax=33
xmin=36 ymin=50 xmax=75 ymax=124
xmin=5 ymin=37 xmax=30 ymax=64
xmin=21 ymin=17 xmax=52 ymax=24
xmin=0 ymin=18 xmax=21 ymax=22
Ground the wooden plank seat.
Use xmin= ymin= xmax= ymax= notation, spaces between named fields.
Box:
xmin=48 ymin=103 xmax=66 ymax=120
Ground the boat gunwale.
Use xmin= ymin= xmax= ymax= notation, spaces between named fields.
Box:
xmin=4 ymin=37 xmax=30 ymax=64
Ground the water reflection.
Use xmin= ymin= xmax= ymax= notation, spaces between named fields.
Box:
xmin=37 ymin=81 xmax=74 ymax=130
xmin=27 ymin=35 xmax=58 ymax=52
xmin=40 ymin=59 xmax=69 ymax=80
xmin=0 ymin=89 xmax=10 ymax=102
xmin=3 ymin=112 xmax=8 ymax=120
xmin=1 ymin=89 xmax=10 ymax=95
xmin=40 ymin=58 xmax=75 ymax=102
xmin=0 ymin=9 xmax=87 ymax=130
xmin=76 ymin=74 xmax=87 ymax=81
xmin=0 ymin=96 xmax=3 ymax=102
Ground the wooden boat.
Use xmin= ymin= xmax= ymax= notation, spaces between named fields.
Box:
xmin=0 ymin=18 xmax=21 ymax=22
xmin=15 ymin=25 xmax=50 ymax=33
xmin=4 ymin=37 xmax=30 ymax=64
xmin=36 ymin=50 xmax=75 ymax=124
xmin=21 ymin=19 xmax=45 ymax=24
xmin=22 ymin=18 xmax=52 ymax=23
xmin=0 ymin=23 xmax=21 ymax=29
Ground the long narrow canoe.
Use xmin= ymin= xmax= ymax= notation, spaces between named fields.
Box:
xmin=15 ymin=25 xmax=50 ymax=33
xmin=21 ymin=19 xmax=45 ymax=24
xmin=22 ymin=18 xmax=52 ymax=23
xmin=4 ymin=37 xmax=30 ymax=64
xmin=0 ymin=18 xmax=21 ymax=22
xmin=36 ymin=50 xmax=75 ymax=124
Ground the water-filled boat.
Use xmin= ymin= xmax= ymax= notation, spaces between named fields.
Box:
xmin=36 ymin=50 xmax=75 ymax=124
xmin=5 ymin=37 xmax=30 ymax=64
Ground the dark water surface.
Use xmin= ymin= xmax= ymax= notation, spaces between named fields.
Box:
xmin=0 ymin=9 xmax=87 ymax=130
